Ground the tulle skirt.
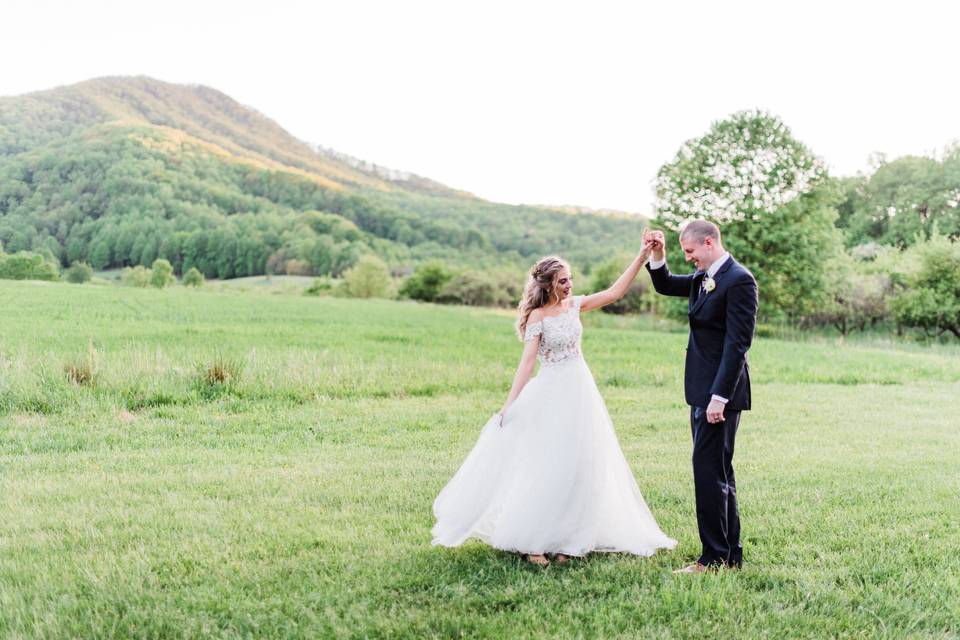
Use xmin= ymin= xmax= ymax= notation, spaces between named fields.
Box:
xmin=432 ymin=357 xmax=676 ymax=557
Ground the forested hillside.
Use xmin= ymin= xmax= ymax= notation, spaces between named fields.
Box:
xmin=0 ymin=76 xmax=647 ymax=278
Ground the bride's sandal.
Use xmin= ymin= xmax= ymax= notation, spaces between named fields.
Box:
xmin=553 ymin=554 xmax=571 ymax=565
xmin=525 ymin=554 xmax=550 ymax=567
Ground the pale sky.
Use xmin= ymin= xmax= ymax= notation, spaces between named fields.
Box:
xmin=4 ymin=0 xmax=959 ymax=213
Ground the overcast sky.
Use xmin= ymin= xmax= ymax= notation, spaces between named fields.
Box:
xmin=4 ymin=0 xmax=959 ymax=213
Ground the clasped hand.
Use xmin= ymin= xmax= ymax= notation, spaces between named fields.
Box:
xmin=642 ymin=229 xmax=665 ymax=260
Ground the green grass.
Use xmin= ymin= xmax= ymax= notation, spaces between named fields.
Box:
xmin=1 ymin=279 xmax=958 ymax=638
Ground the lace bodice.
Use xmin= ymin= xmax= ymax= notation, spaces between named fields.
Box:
xmin=523 ymin=295 xmax=583 ymax=367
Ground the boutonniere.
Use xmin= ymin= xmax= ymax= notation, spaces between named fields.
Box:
xmin=703 ymin=276 xmax=716 ymax=293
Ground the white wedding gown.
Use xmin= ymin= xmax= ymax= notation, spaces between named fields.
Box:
xmin=432 ymin=295 xmax=676 ymax=557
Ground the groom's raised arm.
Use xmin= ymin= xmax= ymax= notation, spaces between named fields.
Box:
xmin=645 ymin=230 xmax=693 ymax=297
xmin=646 ymin=259 xmax=694 ymax=297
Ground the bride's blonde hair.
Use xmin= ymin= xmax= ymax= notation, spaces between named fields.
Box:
xmin=515 ymin=256 xmax=569 ymax=340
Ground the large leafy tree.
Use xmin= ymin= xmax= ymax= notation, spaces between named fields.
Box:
xmin=654 ymin=110 xmax=843 ymax=319
xmin=838 ymin=149 xmax=960 ymax=248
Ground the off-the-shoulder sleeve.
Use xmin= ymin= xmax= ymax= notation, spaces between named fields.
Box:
xmin=523 ymin=320 xmax=543 ymax=342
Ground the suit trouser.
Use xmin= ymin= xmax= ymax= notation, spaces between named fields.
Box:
xmin=690 ymin=406 xmax=742 ymax=567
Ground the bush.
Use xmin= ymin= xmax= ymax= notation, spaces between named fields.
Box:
xmin=430 ymin=269 xmax=522 ymax=308
xmin=813 ymin=272 xmax=892 ymax=335
xmin=150 ymin=259 xmax=175 ymax=288
xmin=803 ymin=249 xmax=894 ymax=334
xmin=436 ymin=271 xmax=498 ymax=307
xmin=399 ymin=262 xmax=453 ymax=302
xmin=194 ymin=355 xmax=244 ymax=400
xmin=304 ymin=278 xmax=336 ymax=296
xmin=121 ymin=265 xmax=153 ymax=287
xmin=64 ymin=261 xmax=94 ymax=284
xmin=487 ymin=269 xmax=524 ymax=308
xmin=590 ymin=256 xmax=654 ymax=314
xmin=64 ymin=340 xmax=99 ymax=386
xmin=0 ymin=251 xmax=60 ymax=281
xmin=343 ymin=255 xmax=392 ymax=299
xmin=183 ymin=267 xmax=205 ymax=287
xmin=284 ymin=259 xmax=313 ymax=276
xmin=890 ymin=234 xmax=960 ymax=338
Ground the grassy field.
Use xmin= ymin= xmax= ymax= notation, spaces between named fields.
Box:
xmin=1 ymin=279 xmax=959 ymax=639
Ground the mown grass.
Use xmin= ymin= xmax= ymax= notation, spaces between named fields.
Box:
xmin=1 ymin=279 xmax=958 ymax=638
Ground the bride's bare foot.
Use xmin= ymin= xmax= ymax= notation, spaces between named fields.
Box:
xmin=553 ymin=553 xmax=571 ymax=564
xmin=526 ymin=554 xmax=550 ymax=567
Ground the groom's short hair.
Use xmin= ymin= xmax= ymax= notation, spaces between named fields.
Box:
xmin=680 ymin=220 xmax=721 ymax=245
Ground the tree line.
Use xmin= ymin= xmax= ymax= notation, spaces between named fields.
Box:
xmin=0 ymin=125 xmax=647 ymax=280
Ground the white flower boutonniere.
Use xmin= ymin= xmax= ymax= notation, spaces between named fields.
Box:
xmin=703 ymin=276 xmax=716 ymax=293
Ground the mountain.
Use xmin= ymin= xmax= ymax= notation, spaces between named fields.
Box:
xmin=0 ymin=76 xmax=647 ymax=279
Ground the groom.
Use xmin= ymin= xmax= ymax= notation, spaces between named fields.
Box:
xmin=645 ymin=221 xmax=758 ymax=573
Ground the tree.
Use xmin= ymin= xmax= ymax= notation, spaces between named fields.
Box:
xmin=436 ymin=271 xmax=498 ymax=307
xmin=90 ymin=239 xmax=112 ymax=270
xmin=890 ymin=233 xmax=960 ymax=338
xmin=183 ymin=266 xmax=205 ymax=287
xmin=837 ymin=151 xmax=960 ymax=248
xmin=150 ymin=258 xmax=175 ymax=288
xmin=64 ymin=261 xmax=94 ymax=284
xmin=121 ymin=265 xmax=152 ymax=287
xmin=343 ymin=254 xmax=392 ymax=298
xmin=655 ymin=110 xmax=843 ymax=319
xmin=399 ymin=261 xmax=453 ymax=302
xmin=808 ymin=252 xmax=892 ymax=335
xmin=0 ymin=251 xmax=60 ymax=281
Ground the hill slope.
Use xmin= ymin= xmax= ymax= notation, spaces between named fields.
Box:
xmin=0 ymin=76 xmax=647 ymax=278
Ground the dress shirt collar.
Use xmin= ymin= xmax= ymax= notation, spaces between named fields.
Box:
xmin=705 ymin=252 xmax=731 ymax=279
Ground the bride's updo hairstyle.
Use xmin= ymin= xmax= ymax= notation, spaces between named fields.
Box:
xmin=515 ymin=255 xmax=569 ymax=340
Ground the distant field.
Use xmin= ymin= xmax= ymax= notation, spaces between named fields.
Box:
xmin=94 ymin=271 xmax=322 ymax=295
xmin=1 ymin=280 xmax=958 ymax=638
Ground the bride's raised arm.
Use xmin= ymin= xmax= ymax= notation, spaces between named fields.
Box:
xmin=580 ymin=233 xmax=655 ymax=312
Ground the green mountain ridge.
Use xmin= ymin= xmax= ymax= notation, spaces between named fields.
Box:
xmin=0 ymin=75 xmax=469 ymax=197
xmin=0 ymin=76 xmax=648 ymax=279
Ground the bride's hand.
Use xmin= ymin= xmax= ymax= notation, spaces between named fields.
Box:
xmin=639 ymin=237 xmax=655 ymax=262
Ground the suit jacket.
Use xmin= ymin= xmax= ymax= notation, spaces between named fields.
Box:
xmin=647 ymin=256 xmax=758 ymax=411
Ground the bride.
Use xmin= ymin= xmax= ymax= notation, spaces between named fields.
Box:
xmin=432 ymin=235 xmax=676 ymax=566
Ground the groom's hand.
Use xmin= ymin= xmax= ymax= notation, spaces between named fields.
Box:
xmin=706 ymin=399 xmax=726 ymax=424
xmin=649 ymin=230 xmax=665 ymax=262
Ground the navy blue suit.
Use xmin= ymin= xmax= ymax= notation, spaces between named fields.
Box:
xmin=648 ymin=256 xmax=758 ymax=567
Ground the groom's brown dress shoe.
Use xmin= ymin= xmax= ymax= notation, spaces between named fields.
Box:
xmin=672 ymin=562 xmax=710 ymax=574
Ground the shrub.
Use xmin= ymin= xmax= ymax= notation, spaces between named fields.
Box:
xmin=343 ymin=255 xmax=392 ymax=299
xmin=0 ymin=251 xmax=60 ymax=281
xmin=121 ymin=265 xmax=152 ymax=287
xmin=150 ymin=259 xmax=175 ymax=288
xmin=436 ymin=271 xmax=498 ymax=307
xmin=194 ymin=355 xmax=244 ymax=399
xmin=64 ymin=262 xmax=94 ymax=284
xmin=430 ymin=269 xmax=522 ymax=308
xmin=813 ymin=271 xmax=892 ymax=335
xmin=183 ymin=267 xmax=205 ymax=287
xmin=399 ymin=262 xmax=453 ymax=302
xmin=305 ymin=278 xmax=336 ymax=296
xmin=890 ymin=234 xmax=960 ymax=338
xmin=284 ymin=259 xmax=313 ymax=276
xmin=487 ymin=270 xmax=524 ymax=308
xmin=590 ymin=256 xmax=654 ymax=314
xmin=64 ymin=341 xmax=98 ymax=386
